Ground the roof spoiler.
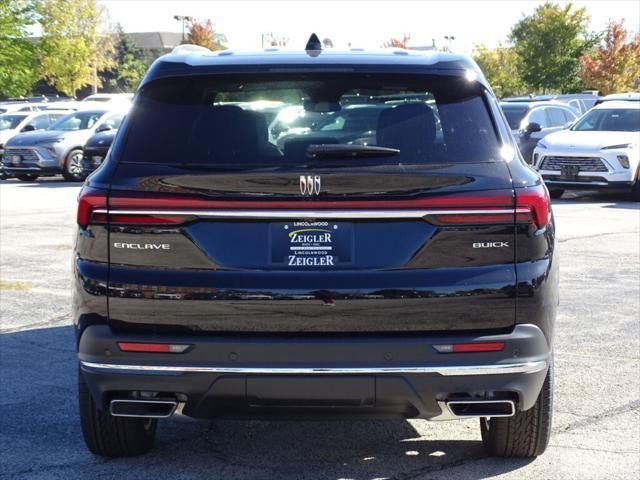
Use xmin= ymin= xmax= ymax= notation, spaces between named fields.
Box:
xmin=170 ymin=44 xmax=212 ymax=55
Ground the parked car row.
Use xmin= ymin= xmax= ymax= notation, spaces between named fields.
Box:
xmin=501 ymin=92 xmax=600 ymax=115
xmin=499 ymin=91 xmax=639 ymax=200
xmin=0 ymin=107 xmax=126 ymax=181
xmin=532 ymin=100 xmax=639 ymax=199
xmin=0 ymin=93 xmax=131 ymax=114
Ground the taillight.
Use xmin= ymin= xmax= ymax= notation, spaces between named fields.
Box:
xmin=515 ymin=184 xmax=551 ymax=229
xmin=77 ymin=187 xmax=107 ymax=229
xmin=424 ymin=187 xmax=549 ymax=228
xmin=433 ymin=342 xmax=505 ymax=353
xmin=92 ymin=188 xmax=550 ymax=228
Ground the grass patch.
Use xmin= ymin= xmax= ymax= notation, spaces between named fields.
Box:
xmin=0 ymin=280 xmax=34 ymax=291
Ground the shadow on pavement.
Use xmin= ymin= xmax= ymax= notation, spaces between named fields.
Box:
xmin=1 ymin=178 xmax=82 ymax=188
xmin=0 ymin=325 xmax=533 ymax=479
xmin=553 ymin=190 xmax=638 ymax=208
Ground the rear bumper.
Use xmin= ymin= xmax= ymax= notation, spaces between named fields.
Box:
xmin=79 ymin=324 xmax=550 ymax=420
xmin=1 ymin=165 xmax=62 ymax=176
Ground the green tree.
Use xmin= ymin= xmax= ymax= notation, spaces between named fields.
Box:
xmin=580 ymin=20 xmax=640 ymax=95
xmin=509 ymin=2 xmax=597 ymax=93
xmin=264 ymin=32 xmax=289 ymax=47
xmin=0 ymin=0 xmax=39 ymax=98
xmin=473 ymin=43 xmax=525 ymax=97
xmin=38 ymin=0 xmax=115 ymax=97
xmin=103 ymin=25 xmax=147 ymax=92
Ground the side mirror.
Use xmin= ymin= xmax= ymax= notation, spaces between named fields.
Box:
xmin=96 ymin=124 xmax=112 ymax=133
xmin=21 ymin=124 xmax=36 ymax=132
xmin=524 ymin=122 xmax=542 ymax=135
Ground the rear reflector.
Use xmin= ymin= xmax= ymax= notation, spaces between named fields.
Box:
xmin=433 ymin=342 xmax=505 ymax=353
xmin=117 ymin=342 xmax=190 ymax=353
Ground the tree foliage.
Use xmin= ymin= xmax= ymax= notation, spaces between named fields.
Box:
xmin=382 ymin=33 xmax=411 ymax=49
xmin=0 ymin=0 xmax=40 ymax=98
xmin=38 ymin=0 xmax=115 ymax=97
xmin=509 ymin=2 xmax=597 ymax=93
xmin=473 ymin=43 xmax=525 ymax=97
xmin=185 ymin=18 xmax=226 ymax=51
xmin=264 ymin=32 xmax=288 ymax=47
xmin=103 ymin=25 xmax=147 ymax=92
xmin=579 ymin=20 xmax=640 ymax=95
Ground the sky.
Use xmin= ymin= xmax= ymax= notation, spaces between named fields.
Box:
xmin=98 ymin=0 xmax=640 ymax=53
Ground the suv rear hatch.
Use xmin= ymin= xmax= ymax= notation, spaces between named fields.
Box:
xmin=84 ymin=72 xmax=544 ymax=334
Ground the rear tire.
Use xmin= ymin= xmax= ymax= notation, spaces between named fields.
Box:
xmin=78 ymin=368 xmax=157 ymax=457
xmin=548 ymin=189 xmax=564 ymax=199
xmin=62 ymin=149 xmax=86 ymax=182
xmin=631 ymin=180 xmax=640 ymax=201
xmin=480 ymin=360 xmax=553 ymax=457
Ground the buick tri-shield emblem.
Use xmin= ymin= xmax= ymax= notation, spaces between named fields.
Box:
xmin=299 ymin=175 xmax=321 ymax=196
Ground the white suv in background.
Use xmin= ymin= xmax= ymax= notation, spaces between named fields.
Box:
xmin=533 ymin=101 xmax=640 ymax=199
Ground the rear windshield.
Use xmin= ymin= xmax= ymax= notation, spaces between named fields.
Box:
xmin=120 ymin=74 xmax=502 ymax=168
xmin=572 ymin=108 xmax=640 ymax=132
xmin=500 ymin=105 xmax=528 ymax=130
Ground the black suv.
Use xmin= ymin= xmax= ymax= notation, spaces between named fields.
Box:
xmin=74 ymin=39 xmax=557 ymax=459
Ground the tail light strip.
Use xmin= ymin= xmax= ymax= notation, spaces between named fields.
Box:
xmin=78 ymin=186 xmax=550 ymax=228
xmin=91 ymin=207 xmax=529 ymax=220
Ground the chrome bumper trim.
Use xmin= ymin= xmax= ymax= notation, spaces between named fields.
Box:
xmin=543 ymin=180 xmax=610 ymax=186
xmin=109 ymin=399 xmax=178 ymax=418
xmin=92 ymin=208 xmax=529 ymax=220
xmin=81 ymin=360 xmax=547 ymax=376
xmin=433 ymin=399 xmax=516 ymax=420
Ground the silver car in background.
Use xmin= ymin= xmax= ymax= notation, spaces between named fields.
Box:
xmin=0 ymin=110 xmax=72 ymax=180
xmin=2 ymin=109 xmax=126 ymax=181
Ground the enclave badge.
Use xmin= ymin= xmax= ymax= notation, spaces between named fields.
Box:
xmin=299 ymin=175 xmax=321 ymax=196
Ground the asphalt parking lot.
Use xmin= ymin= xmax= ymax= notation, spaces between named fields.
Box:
xmin=1 ymin=177 xmax=638 ymax=480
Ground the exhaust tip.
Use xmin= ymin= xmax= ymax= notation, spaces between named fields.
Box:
xmin=446 ymin=399 xmax=515 ymax=418
xmin=110 ymin=399 xmax=177 ymax=418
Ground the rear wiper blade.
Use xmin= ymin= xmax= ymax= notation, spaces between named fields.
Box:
xmin=306 ymin=144 xmax=400 ymax=159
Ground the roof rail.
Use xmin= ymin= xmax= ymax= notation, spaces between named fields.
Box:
xmin=170 ymin=44 xmax=212 ymax=55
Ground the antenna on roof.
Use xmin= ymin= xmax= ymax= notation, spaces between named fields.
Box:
xmin=305 ymin=33 xmax=323 ymax=51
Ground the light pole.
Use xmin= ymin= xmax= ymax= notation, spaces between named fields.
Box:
xmin=174 ymin=15 xmax=194 ymax=43
xmin=261 ymin=33 xmax=271 ymax=48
